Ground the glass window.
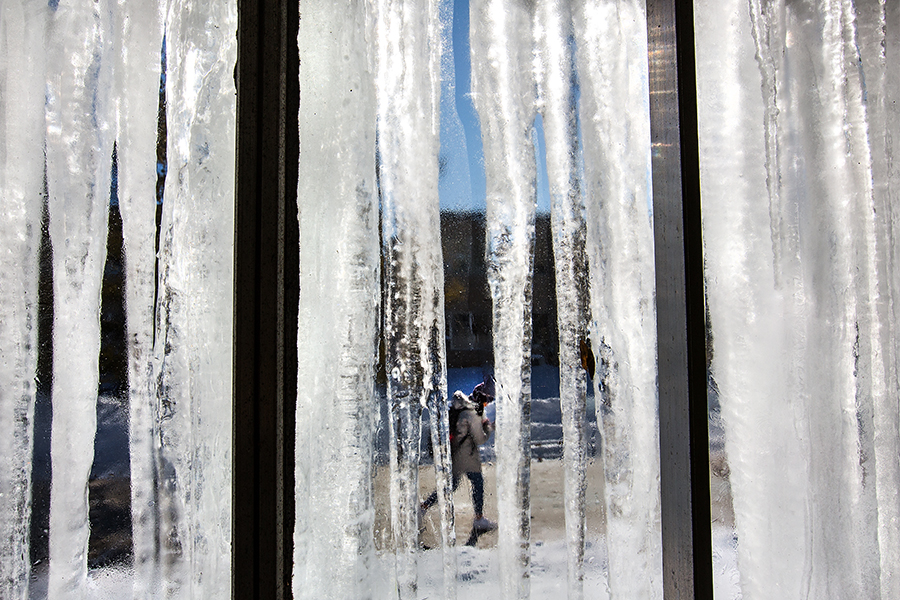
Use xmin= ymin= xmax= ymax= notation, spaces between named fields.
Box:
xmin=11 ymin=1 xmax=892 ymax=599
xmin=294 ymin=0 xmax=662 ymax=597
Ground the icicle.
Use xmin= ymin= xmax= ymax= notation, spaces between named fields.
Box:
xmin=832 ymin=2 xmax=885 ymax=596
xmin=695 ymin=0 xmax=809 ymax=596
xmin=45 ymin=0 xmax=116 ymax=596
xmin=783 ymin=3 xmax=877 ymax=596
xmin=855 ymin=2 xmax=900 ymax=597
xmin=698 ymin=0 xmax=896 ymax=597
xmin=572 ymin=2 xmax=661 ymax=598
xmin=469 ymin=1 xmax=536 ymax=597
xmin=534 ymin=2 xmax=589 ymax=598
xmin=881 ymin=1 xmax=900 ymax=593
xmin=747 ymin=0 xmax=794 ymax=290
xmin=294 ymin=2 xmax=380 ymax=598
xmin=0 ymin=2 xmax=47 ymax=598
xmin=375 ymin=0 xmax=456 ymax=597
xmin=112 ymin=0 xmax=164 ymax=596
xmin=155 ymin=0 xmax=236 ymax=596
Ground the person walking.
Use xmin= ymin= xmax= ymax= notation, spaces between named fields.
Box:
xmin=421 ymin=385 xmax=497 ymax=534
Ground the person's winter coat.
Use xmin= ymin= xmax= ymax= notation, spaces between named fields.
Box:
xmin=450 ymin=391 xmax=494 ymax=476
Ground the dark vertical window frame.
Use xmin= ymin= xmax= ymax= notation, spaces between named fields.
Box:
xmin=646 ymin=1 xmax=714 ymax=599
xmin=233 ymin=0 xmax=299 ymax=597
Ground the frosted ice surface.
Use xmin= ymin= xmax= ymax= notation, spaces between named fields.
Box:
xmin=112 ymin=0 xmax=164 ymax=596
xmin=469 ymin=1 xmax=537 ymax=598
xmin=573 ymin=1 xmax=662 ymax=598
xmin=45 ymin=0 xmax=116 ymax=597
xmin=294 ymin=3 xmax=380 ymax=599
xmin=851 ymin=2 xmax=900 ymax=596
xmin=0 ymin=2 xmax=47 ymax=598
xmin=695 ymin=1 xmax=800 ymax=597
xmin=697 ymin=0 xmax=899 ymax=598
xmin=154 ymin=0 xmax=236 ymax=597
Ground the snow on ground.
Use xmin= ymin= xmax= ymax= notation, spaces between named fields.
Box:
xmin=31 ymin=367 xmax=742 ymax=598
xmin=67 ymin=531 xmax=739 ymax=599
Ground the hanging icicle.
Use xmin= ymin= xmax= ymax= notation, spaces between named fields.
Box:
xmin=155 ymin=0 xmax=236 ymax=596
xmin=375 ymin=0 xmax=457 ymax=598
xmin=112 ymin=0 xmax=165 ymax=596
xmin=0 ymin=2 xmax=48 ymax=598
xmin=697 ymin=0 xmax=899 ymax=598
xmin=294 ymin=2 xmax=380 ymax=598
xmin=573 ymin=1 xmax=662 ymax=598
xmin=469 ymin=1 xmax=537 ymax=597
xmin=534 ymin=2 xmax=590 ymax=598
xmin=45 ymin=0 xmax=116 ymax=596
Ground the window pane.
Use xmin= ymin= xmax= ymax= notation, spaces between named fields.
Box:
xmin=295 ymin=0 xmax=663 ymax=597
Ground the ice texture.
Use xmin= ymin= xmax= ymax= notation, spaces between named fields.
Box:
xmin=0 ymin=2 xmax=47 ymax=598
xmin=45 ymin=0 xmax=116 ymax=597
xmin=111 ymin=0 xmax=164 ymax=596
xmin=533 ymin=2 xmax=590 ymax=598
xmin=695 ymin=2 xmax=806 ymax=595
xmin=294 ymin=2 xmax=381 ymax=598
xmin=573 ymin=2 xmax=662 ymax=598
xmin=880 ymin=3 xmax=900 ymax=595
xmin=154 ymin=0 xmax=236 ymax=596
xmin=469 ymin=1 xmax=537 ymax=597
xmin=1 ymin=0 xmax=237 ymax=596
xmin=375 ymin=0 xmax=457 ymax=597
xmin=696 ymin=1 xmax=899 ymax=598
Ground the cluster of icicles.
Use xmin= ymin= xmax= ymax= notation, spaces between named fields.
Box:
xmin=295 ymin=1 xmax=658 ymax=599
xmin=4 ymin=0 xmax=895 ymax=599
xmin=4 ymin=0 xmax=660 ymax=599
xmin=696 ymin=0 xmax=900 ymax=598
xmin=1 ymin=0 xmax=234 ymax=598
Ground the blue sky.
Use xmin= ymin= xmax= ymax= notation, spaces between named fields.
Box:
xmin=438 ymin=0 xmax=551 ymax=213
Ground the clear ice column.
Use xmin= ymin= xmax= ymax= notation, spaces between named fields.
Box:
xmin=470 ymin=1 xmax=536 ymax=597
xmin=0 ymin=2 xmax=47 ymax=598
xmin=112 ymin=1 xmax=164 ymax=596
xmin=573 ymin=1 xmax=662 ymax=598
xmin=534 ymin=3 xmax=590 ymax=598
xmin=375 ymin=0 xmax=456 ymax=598
xmin=829 ymin=4 xmax=900 ymax=598
xmin=761 ymin=3 xmax=879 ymax=597
xmin=45 ymin=0 xmax=116 ymax=597
xmin=294 ymin=3 xmax=380 ymax=598
xmin=155 ymin=0 xmax=236 ymax=597
xmin=811 ymin=3 xmax=883 ymax=596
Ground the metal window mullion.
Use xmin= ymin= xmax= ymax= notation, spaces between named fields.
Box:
xmin=645 ymin=1 xmax=714 ymax=599
xmin=233 ymin=0 xmax=299 ymax=598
